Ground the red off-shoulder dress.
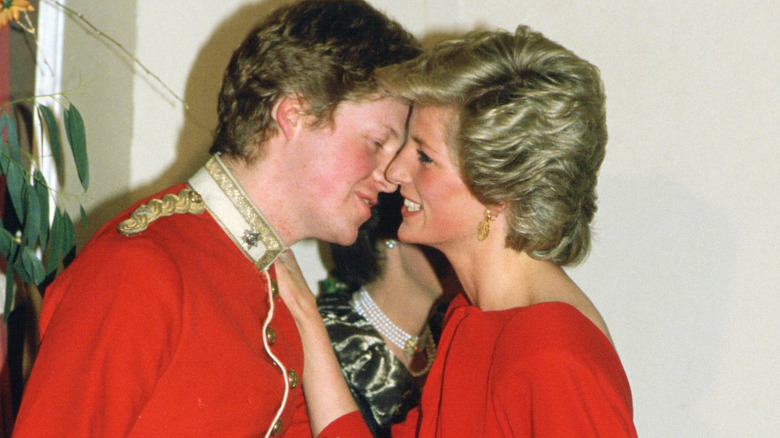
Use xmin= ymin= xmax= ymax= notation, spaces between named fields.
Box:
xmin=322 ymin=293 xmax=637 ymax=437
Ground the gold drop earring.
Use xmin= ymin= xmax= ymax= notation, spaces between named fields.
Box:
xmin=477 ymin=209 xmax=495 ymax=241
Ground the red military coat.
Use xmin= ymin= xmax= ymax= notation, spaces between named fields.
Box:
xmin=14 ymin=156 xmax=311 ymax=437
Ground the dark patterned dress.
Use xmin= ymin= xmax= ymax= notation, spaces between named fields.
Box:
xmin=317 ymin=278 xmax=446 ymax=438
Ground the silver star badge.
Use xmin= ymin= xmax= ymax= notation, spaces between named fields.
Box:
xmin=242 ymin=229 xmax=261 ymax=249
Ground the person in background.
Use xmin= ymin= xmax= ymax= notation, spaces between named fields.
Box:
xmin=12 ymin=1 xmax=420 ymax=436
xmin=318 ymin=191 xmax=457 ymax=437
xmin=276 ymin=25 xmax=638 ymax=437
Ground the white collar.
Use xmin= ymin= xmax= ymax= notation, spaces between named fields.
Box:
xmin=187 ymin=155 xmax=286 ymax=271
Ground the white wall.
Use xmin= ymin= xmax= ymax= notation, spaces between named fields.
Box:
xmin=57 ymin=1 xmax=780 ymax=436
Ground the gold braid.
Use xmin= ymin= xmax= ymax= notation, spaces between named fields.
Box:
xmin=118 ymin=189 xmax=205 ymax=236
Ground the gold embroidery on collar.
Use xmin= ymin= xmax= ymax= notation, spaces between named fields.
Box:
xmin=204 ymin=156 xmax=286 ymax=269
xmin=118 ymin=189 xmax=205 ymax=236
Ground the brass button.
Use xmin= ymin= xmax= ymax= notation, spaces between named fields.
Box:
xmin=270 ymin=279 xmax=279 ymax=298
xmin=270 ymin=419 xmax=282 ymax=435
xmin=265 ymin=326 xmax=276 ymax=345
xmin=288 ymin=369 xmax=299 ymax=389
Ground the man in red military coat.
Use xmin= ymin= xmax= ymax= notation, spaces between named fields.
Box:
xmin=12 ymin=1 xmax=420 ymax=436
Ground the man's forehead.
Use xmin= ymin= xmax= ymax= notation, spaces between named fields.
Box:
xmin=334 ymin=96 xmax=409 ymax=129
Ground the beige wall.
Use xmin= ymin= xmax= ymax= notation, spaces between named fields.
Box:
xmin=49 ymin=1 xmax=780 ymax=436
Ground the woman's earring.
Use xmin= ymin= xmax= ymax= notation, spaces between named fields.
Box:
xmin=384 ymin=239 xmax=398 ymax=249
xmin=477 ymin=209 xmax=495 ymax=241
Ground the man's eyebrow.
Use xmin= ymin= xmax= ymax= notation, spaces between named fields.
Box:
xmin=382 ymin=124 xmax=402 ymax=139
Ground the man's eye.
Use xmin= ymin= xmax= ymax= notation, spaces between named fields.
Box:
xmin=416 ymin=149 xmax=433 ymax=164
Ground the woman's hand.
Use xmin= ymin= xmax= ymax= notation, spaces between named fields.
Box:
xmin=274 ymin=250 xmax=363 ymax=436
xmin=275 ymin=250 xmax=319 ymax=330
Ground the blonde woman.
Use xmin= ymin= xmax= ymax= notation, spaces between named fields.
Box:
xmin=279 ymin=25 xmax=637 ymax=437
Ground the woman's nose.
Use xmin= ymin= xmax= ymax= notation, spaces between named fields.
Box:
xmin=386 ymin=145 xmax=411 ymax=187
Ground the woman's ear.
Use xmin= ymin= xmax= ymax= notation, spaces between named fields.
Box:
xmin=273 ymin=94 xmax=307 ymax=139
xmin=485 ymin=201 xmax=509 ymax=217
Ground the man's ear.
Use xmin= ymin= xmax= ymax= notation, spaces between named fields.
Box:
xmin=273 ymin=94 xmax=307 ymax=139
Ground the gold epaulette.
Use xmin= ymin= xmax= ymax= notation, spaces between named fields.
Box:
xmin=118 ymin=189 xmax=206 ymax=236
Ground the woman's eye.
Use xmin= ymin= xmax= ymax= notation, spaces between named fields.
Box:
xmin=374 ymin=140 xmax=384 ymax=149
xmin=416 ymin=149 xmax=433 ymax=164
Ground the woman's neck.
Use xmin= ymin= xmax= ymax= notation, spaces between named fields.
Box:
xmin=441 ymin=236 xmax=613 ymax=343
xmin=436 ymin=225 xmax=613 ymax=340
xmin=441 ymin=236 xmax=574 ymax=312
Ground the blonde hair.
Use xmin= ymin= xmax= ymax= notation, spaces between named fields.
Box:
xmin=378 ymin=26 xmax=607 ymax=266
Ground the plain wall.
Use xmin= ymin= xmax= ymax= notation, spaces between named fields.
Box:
xmin=51 ymin=1 xmax=780 ymax=436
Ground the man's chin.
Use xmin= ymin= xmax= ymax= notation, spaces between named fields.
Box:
xmin=330 ymin=229 xmax=359 ymax=247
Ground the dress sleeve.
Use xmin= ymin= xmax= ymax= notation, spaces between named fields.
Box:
xmin=491 ymin=308 xmax=637 ymax=437
xmin=317 ymin=410 xmax=373 ymax=438
xmin=12 ymin=238 xmax=184 ymax=437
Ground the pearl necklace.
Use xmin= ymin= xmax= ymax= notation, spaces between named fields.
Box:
xmin=353 ymin=287 xmax=421 ymax=357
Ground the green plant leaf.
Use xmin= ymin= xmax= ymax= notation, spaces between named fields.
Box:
xmin=0 ymin=113 xmax=9 ymax=174
xmin=12 ymin=250 xmax=32 ymax=286
xmin=0 ymin=145 xmax=9 ymax=174
xmin=0 ymin=227 xmax=17 ymax=259
xmin=4 ymin=261 xmax=14 ymax=323
xmin=21 ymin=246 xmax=46 ymax=286
xmin=38 ymin=105 xmax=63 ymax=176
xmin=79 ymin=204 xmax=88 ymax=229
xmin=23 ymin=184 xmax=41 ymax=247
xmin=64 ymin=104 xmax=89 ymax=191
xmin=6 ymin=158 xmax=27 ymax=223
xmin=62 ymin=211 xmax=76 ymax=258
xmin=0 ymin=111 xmax=21 ymax=164
xmin=47 ymin=209 xmax=63 ymax=274
xmin=34 ymin=170 xmax=50 ymax=248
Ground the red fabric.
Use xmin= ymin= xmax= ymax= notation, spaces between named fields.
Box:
xmin=320 ymin=293 xmax=637 ymax=437
xmin=391 ymin=293 xmax=638 ymax=437
xmin=317 ymin=411 xmax=372 ymax=438
xmin=12 ymin=184 xmax=312 ymax=437
xmin=0 ymin=324 xmax=10 ymax=438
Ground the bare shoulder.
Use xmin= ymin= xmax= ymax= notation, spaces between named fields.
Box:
xmin=568 ymin=293 xmax=613 ymax=344
xmin=530 ymin=266 xmax=614 ymax=344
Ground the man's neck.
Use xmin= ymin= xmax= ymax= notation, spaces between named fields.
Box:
xmin=220 ymin=153 xmax=301 ymax=248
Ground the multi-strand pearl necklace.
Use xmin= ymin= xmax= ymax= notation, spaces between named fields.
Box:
xmin=353 ymin=287 xmax=420 ymax=357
